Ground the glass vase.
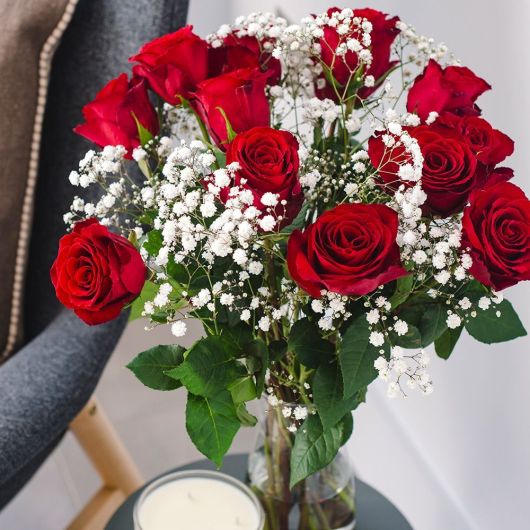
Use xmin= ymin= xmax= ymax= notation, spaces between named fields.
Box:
xmin=248 ymin=401 xmax=356 ymax=530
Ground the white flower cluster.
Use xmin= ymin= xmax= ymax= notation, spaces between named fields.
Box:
xmin=374 ymin=346 xmax=433 ymax=397
xmin=64 ymin=146 xmax=128 ymax=227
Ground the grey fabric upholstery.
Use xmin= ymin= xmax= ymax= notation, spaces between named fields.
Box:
xmin=0 ymin=0 xmax=189 ymax=509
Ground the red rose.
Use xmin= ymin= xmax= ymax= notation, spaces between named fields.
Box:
xmin=368 ymin=124 xmax=479 ymax=217
xmin=407 ymin=59 xmax=491 ymax=121
xmin=51 ymin=219 xmax=146 ymax=325
xmin=287 ymin=203 xmax=407 ymax=297
xmin=317 ymin=7 xmax=399 ymax=101
xmin=224 ymin=127 xmax=302 ymax=228
xmin=74 ymin=74 xmax=159 ymax=158
xmin=192 ymin=68 xmax=270 ymax=148
xmin=412 ymin=124 xmax=478 ymax=216
xmin=130 ymin=26 xmax=209 ymax=105
xmin=208 ymin=34 xmax=281 ymax=85
xmin=462 ymin=182 xmax=530 ymax=290
xmin=438 ymin=113 xmax=514 ymax=168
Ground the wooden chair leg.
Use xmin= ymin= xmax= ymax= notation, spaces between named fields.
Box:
xmin=66 ymin=397 xmax=144 ymax=530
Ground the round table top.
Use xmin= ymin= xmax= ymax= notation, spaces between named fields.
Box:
xmin=106 ymin=453 xmax=412 ymax=530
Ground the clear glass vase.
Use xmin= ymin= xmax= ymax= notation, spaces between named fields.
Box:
xmin=248 ymin=401 xmax=356 ymax=530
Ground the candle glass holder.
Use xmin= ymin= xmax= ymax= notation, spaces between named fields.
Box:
xmin=134 ymin=469 xmax=266 ymax=530
xmin=248 ymin=402 xmax=356 ymax=530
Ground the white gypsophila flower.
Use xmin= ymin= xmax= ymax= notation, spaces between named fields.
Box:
xmin=311 ymin=299 xmax=324 ymax=313
xmin=369 ymin=331 xmax=385 ymax=347
xmin=171 ymin=321 xmax=187 ymax=337
xmin=366 ymin=309 xmax=380 ymax=325
xmin=240 ymin=309 xmax=251 ymax=322
xmin=261 ymin=192 xmax=279 ymax=207
xmin=478 ymin=297 xmax=491 ymax=310
xmin=459 ymin=297 xmax=472 ymax=310
xmin=282 ymin=406 xmax=292 ymax=418
xmin=447 ymin=313 xmax=462 ymax=329
xmin=293 ymin=406 xmax=308 ymax=420
xmin=258 ymin=316 xmax=271 ymax=332
xmin=248 ymin=261 xmax=264 ymax=275
xmin=394 ymin=320 xmax=409 ymax=336
xmin=220 ymin=293 xmax=234 ymax=306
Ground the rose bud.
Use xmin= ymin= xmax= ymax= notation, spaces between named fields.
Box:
xmin=223 ymin=127 xmax=303 ymax=229
xmin=51 ymin=219 xmax=147 ymax=325
xmin=287 ymin=203 xmax=407 ymax=297
xmin=192 ymin=67 xmax=270 ymax=148
xmin=462 ymin=182 xmax=530 ymax=291
xmin=407 ymin=59 xmax=491 ymax=121
xmin=130 ymin=25 xmax=209 ymax=105
xmin=74 ymin=74 xmax=159 ymax=158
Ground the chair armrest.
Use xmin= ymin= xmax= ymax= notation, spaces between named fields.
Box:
xmin=0 ymin=309 xmax=126 ymax=486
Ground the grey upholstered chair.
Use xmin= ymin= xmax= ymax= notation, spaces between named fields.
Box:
xmin=0 ymin=0 xmax=189 ymax=511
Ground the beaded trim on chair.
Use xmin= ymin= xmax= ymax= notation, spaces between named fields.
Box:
xmin=1 ymin=0 xmax=80 ymax=363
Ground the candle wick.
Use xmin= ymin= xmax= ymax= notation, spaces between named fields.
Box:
xmin=187 ymin=491 xmax=197 ymax=502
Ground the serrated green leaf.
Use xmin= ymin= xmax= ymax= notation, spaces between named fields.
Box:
xmin=127 ymin=344 xmax=185 ymax=391
xmin=338 ymin=316 xmax=382 ymax=398
xmin=166 ymin=336 xmax=244 ymax=397
xmin=394 ymin=299 xmax=447 ymax=348
xmin=247 ymin=339 xmax=268 ymax=396
xmin=129 ymin=280 xmax=158 ymax=321
xmin=465 ymin=299 xmax=527 ymax=344
xmin=186 ymin=391 xmax=240 ymax=467
xmin=132 ymin=112 xmax=154 ymax=146
xmin=269 ymin=340 xmax=287 ymax=362
xmin=235 ymin=403 xmax=258 ymax=427
xmin=229 ymin=376 xmax=256 ymax=404
xmin=389 ymin=275 xmax=414 ymax=309
xmin=313 ymin=358 xmax=359 ymax=429
xmin=288 ymin=318 xmax=333 ymax=369
xmin=143 ymin=230 xmax=163 ymax=256
xmin=290 ymin=414 xmax=345 ymax=488
xmin=435 ymin=326 xmax=463 ymax=359
xmin=340 ymin=412 xmax=354 ymax=446
xmin=281 ymin=202 xmax=310 ymax=236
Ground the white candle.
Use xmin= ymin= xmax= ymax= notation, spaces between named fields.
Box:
xmin=135 ymin=472 xmax=263 ymax=530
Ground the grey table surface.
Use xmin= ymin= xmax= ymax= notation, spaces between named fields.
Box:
xmin=105 ymin=453 xmax=413 ymax=530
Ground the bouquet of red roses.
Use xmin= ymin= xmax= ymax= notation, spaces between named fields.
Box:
xmin=52 ymin=7 xmax=528 ymax=527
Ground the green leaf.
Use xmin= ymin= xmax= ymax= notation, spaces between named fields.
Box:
xmin=340 ymin=412 xmax=354 ymax=446
xmin=314 ymin=358 xmax=364 ymax=429
xmin=143 ymin=230 xmax=163 ymax=256
xmin=235 ymin=403 xmax=258 ymax=427
xmin=186 ymin=391 xmax=240 ymax=467
xmin=215 ymin=106 xmax=237 ymax=142
xmin=247 ymin=339 xmax=268 ymax=396
xmin=395 ymin=299 xmax=447 ymax=348
xmin=435 ymin=326 xmax=463 ymax=359
xmin=290 ymin=414 xmax=345 ymax=488
xmin=133 ymin=112 xmax=154 ymax=146
xmin=228 ymin=376 xmax=256 ymax=404
xmin=127 ymin=345 xmax=185 ymax=391
xmin=465 ymin=299 xmax=527 ymax=344
xmin=288 ymin=318 xmax=334 ymax=369
xmin=338 ymin=315 xmax=382 ymax=398
xmin=281 ymin=202 xmax=310 ymax=236
xmin=269 ymin=340 xmax=287 ymax=362
xmin=389 ymin=275 xmax=413 ymax=309
xmin=166 ymin=336 xmax=244 ymax=397
xmin=129 ymin=280 xmax=158 ymax=321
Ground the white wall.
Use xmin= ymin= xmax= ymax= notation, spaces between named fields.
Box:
xmin=189 ymin=2 xmax=530 ymax=528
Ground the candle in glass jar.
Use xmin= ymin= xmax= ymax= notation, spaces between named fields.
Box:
xmin=135 ymin=473 xmax=263 ymax=530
